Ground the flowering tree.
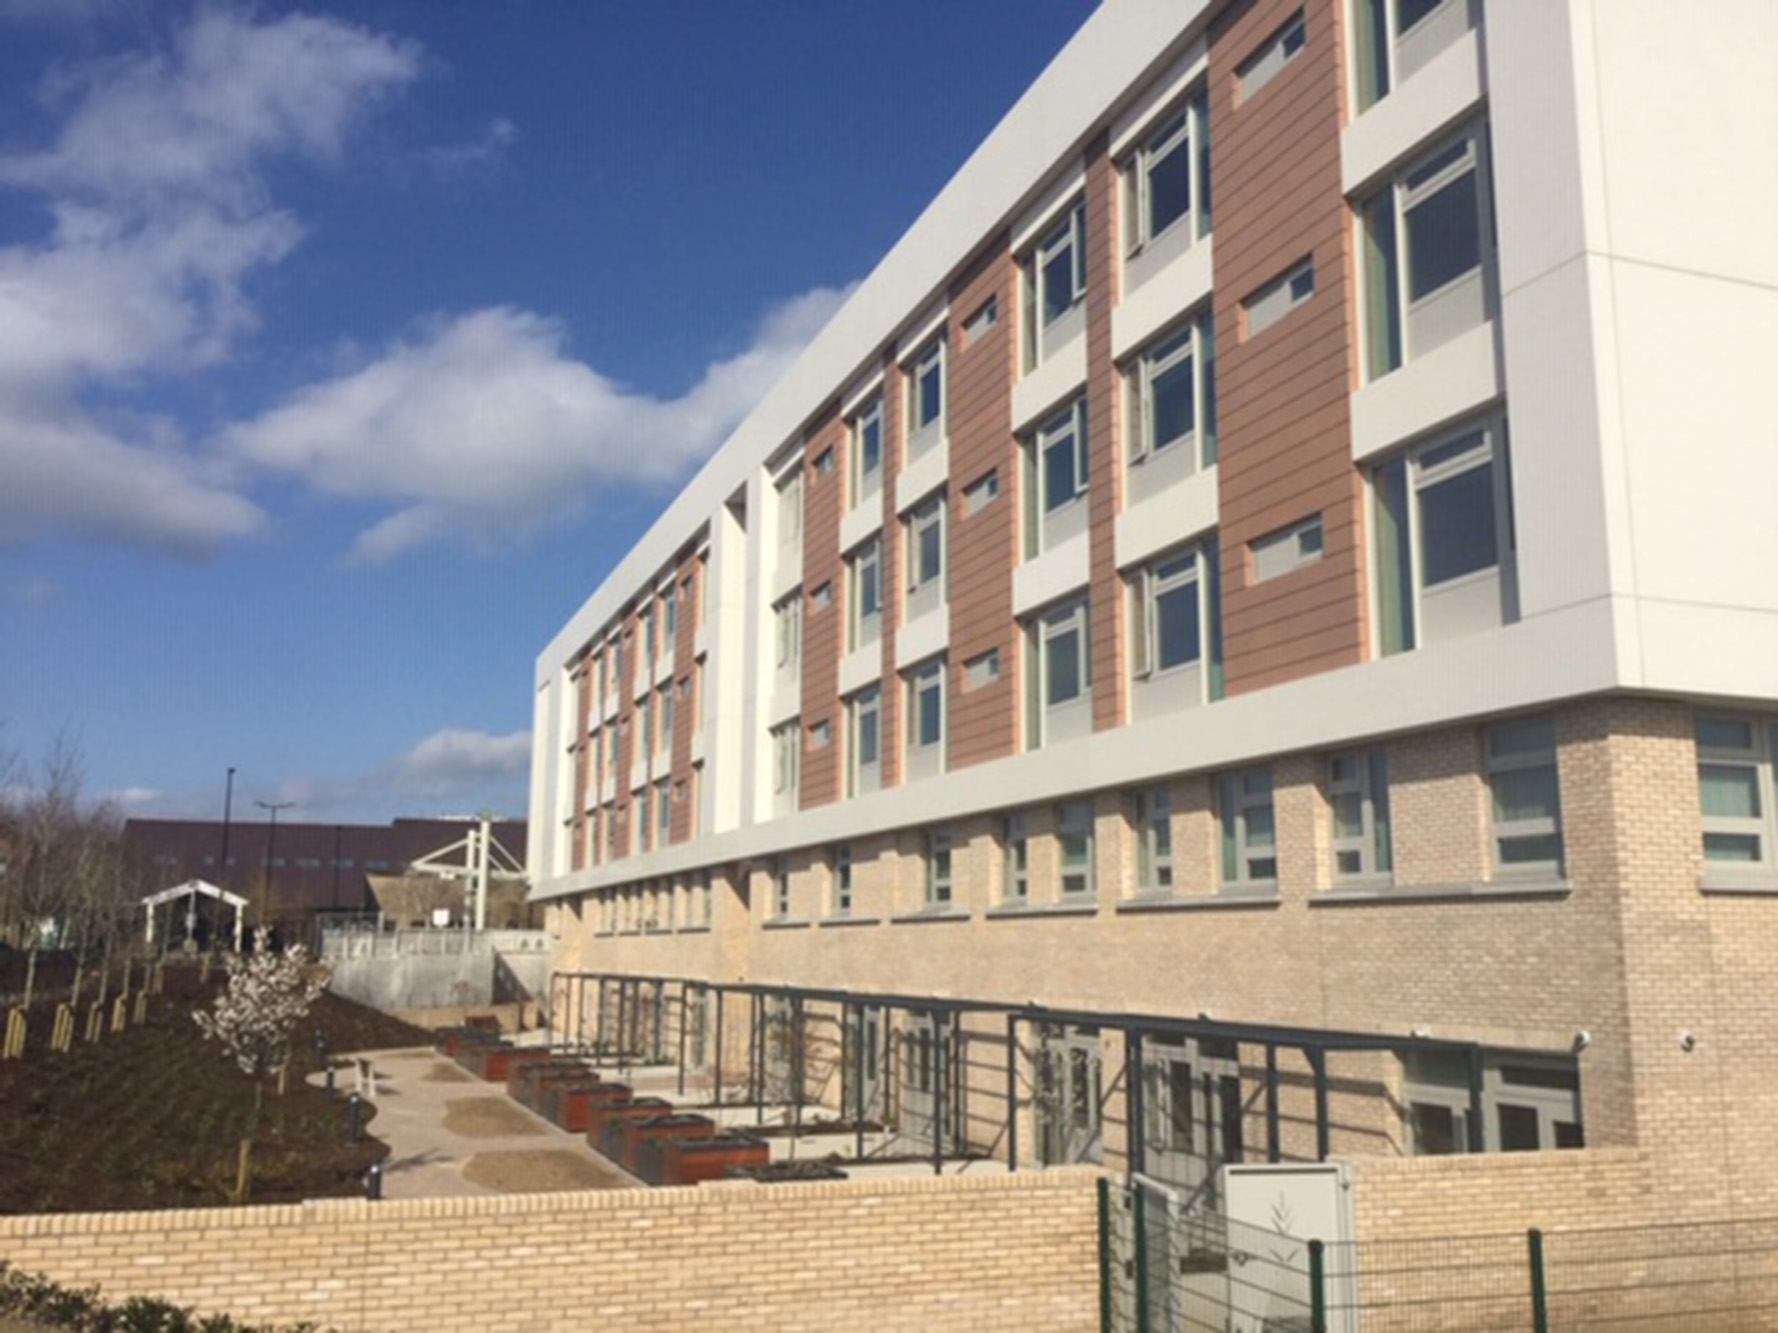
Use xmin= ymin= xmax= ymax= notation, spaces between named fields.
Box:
xmin=193 ymin=929 xmax=328 ymax=1200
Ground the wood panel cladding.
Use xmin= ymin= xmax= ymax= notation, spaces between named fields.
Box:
xmin=1083 ymin=131 xmax=1129 ymax=733
xmin=878 ymin=355 xmax=904 ymax=790
xmin=668 ymin=545 xmax=701 ymax=846
xmin=1208 ymin=0 xmax=1367 ymax=697
xmin=799 ymin=405 xmax=845 ymax=809
xmin=945 ymin=240 xmax=1020 ymax=770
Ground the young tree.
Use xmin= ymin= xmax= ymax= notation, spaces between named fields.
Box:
xmin=193 ymin=928 xmax=328 ymax=1200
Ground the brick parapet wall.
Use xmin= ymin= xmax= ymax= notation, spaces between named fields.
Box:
xmin=1348 ymin=1147 xmax=1650 ymax=1241
xmin=0 ymin=1171 xmax=1101 ymax=1333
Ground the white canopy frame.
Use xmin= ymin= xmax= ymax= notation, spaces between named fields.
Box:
xmin=143 ymin=878 xmax=248 ymax=951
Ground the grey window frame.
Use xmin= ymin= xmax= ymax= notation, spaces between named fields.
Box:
xmin=908 ymin=338 xmax=947 ymax=445
xmin=1243 ymin=257 xmax=1315 ymax=339
xmin=848 ymin=685 xmax=882 ymax=797
xmin=1486 ymin=716 xmax=1563 ymax=878
xmin=1127 ymin=311 xmax=1218 ymax=473
xmin=774 ymin=592 xmax=802 ymax=671
xmin=1218 ymin=767 xmax=1278 ymax=888
xmin=1251 ymin=514 xmax=1324 ymax=583
xmin=1124 ymin=91 xmax=1212 ymax=256
xmin=1239 ymin=11 xmax=1307 ymax=101
xmin=832 ymin=844 xmax=854 ymax=917
xmin=907 ymin=494 xmax=946 ymax=602
xmin=850 ymin=397 xmax=884 ymax=506
xmin=1130 ymin=543 xmax=1220 ymax=690
xmin=848 ymin=537 xmax=883 ymax=650
xmin=1403 ymin=1049 xmax=1583 ymax=1156
xmin=1057 ymin=800 xmax=1096 ymax=898
xmin=1696 ymin=716 xmax=1776 ymax=871
xmin=1003 ymin=813 xmax=1030 ymax=901
xmin=926 ymin=829 xmax=954 ymax=906
xmin=906 ymin=657 xmax=946 ymax=762
xmin=1329 ymin=749 xmax=1393 ymax=882
xmin=1134 ymin=787 xmax=1174 ymax=894
xmin=1354 ymin=0 xmax=1476 ymax=113
xmin=770 ymin=719 xmax=800 ymax=807
xmin=772 ymin=857 xmax=791 ymax=920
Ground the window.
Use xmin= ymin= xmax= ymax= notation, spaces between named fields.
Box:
xmin=1487 ymin=717 xmax=1562 ymax=876
xmin=1330 ymin=750 xmax=1393 ymax=880
xmin=907 ymin=495 xmax=946 ymax=606
xmin=965 ymin=649 xmax=1001 ymax=691
xmin=1243 ymin=257 xmax=1315 ymax=339
xmin=637 ymin=693 xmax=652 ymax=764
xmin=926 ymin=829 xmax=953 ymax=906
xmin=772 ymin=858 xmax=791 ymax=920
xmin=776 ymin=468 xmax=804 ymax=554
xmin=963 ymin=470 xmax=1000 ymax=515
xmin=656 ymin=686 xmax=674 ymax=746
xmin=655 ymin=781 xmax=671 ymax=845
xmin=1124 ymin=90 xmax=1211 ymax=258
xmin=814 ymin=447 xmax=834 ymax=477
xmin=1239 ymin=10 xmax=1306 ymax=101
xmin=661 ymin=588 xmax=677 ymax=645
xmin=636 ymin=792 xmax=651 ymax=853
xmin=1697 ymin=717 xmax=1776 ymax=868
xmin=848 ymin=686 xmax=882 ymax=796
xmin=850 ymin=397 xmax=884 ymax=505
xmin=1355 ymin=0 xmax=1475 ymax=112
xmin=811 ymin=581 xmax=833 ymax=612
xmin=848 ymin=538 xmax=883 ymax=650
xmin=699 ymin=870 xmax=713 ymax=927
xmin=809 ymin=718 xmax=832 ymax=749
xmin=1128 ymin=541 xmax=1223 ymax=704
xmin=1036 ymin=399 xmax=1089 ymax=517
xmin=771 ymin=720 xmax=800 ymax=812
xmin=907 ymin=339 xmax=946 ymax=449
xmin=1251 ymin=515 xmax=1323 ymax=583
xmin=1057 ymin=800 xmax=1095 ymax=897
xmin=1127 ymin=313 xmax=1217 ymax=479
xmin=832 ymin=845 xmax=853 ymax=916
xmin=1373 ymin=416 xmax=1514 ymax=655
xmin=773 ymin=593 xmax=801 ymax=672
xmin=905 ymin=657 xmax=946 ymax=777
xmin=1022 ymin=201 xmax=1087 ymax=370
xmin=962 ymin=296 xmax=998 ymax=348
xmin=1134 ymin=788 xmax=1174 ymax=893
xmin=641 ymin=603 xmax=656 ymax=664
xmin=1362 ymin=125 xmax=1492 ymax=379
xmin=1003 ymin=813 xmax=1029 ymax=901
xmin=1026 ymin=598 xmax=1092 ymax=749
xmin=1403 ymin=1050 xmax=1583 ymax=1156
xmin=1218 ymin=768 xmax=1277 ymax=886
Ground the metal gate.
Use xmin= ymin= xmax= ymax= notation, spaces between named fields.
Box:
xmin=1099 ymin=1175 xmax=1326 ymax=1333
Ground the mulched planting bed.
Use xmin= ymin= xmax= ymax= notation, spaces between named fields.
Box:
xmin=0 ymin=961 xmax=430 ymax=1215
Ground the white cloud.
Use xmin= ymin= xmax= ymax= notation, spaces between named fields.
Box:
xmin=0 ymin=9 xmax=420 ymax=557
xmin=387 ymin=729 xmax=531 ymax=797
xmin=226 ymin=285 xmax=851 ymax=562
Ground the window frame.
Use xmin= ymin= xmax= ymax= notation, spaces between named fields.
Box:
xmin=1354 ymin=0 xmax=1475 ymax=113
xmin=1329 ymin=749 xmax=1393 ymax=883
xmin=1129 ymin=540 xmax=1222 ymax=698
xmin=832 ymin=844 xmax=854 ymax=917
xmin=772 ymin=857 xmax=792 ymax=921
xmin=1036 ymin=398 xmax=1090 ymax=518
xmin=770 ymin=719 xmax=800 ymax=807
xmin=1124 ymin=89 xmax=1212 ymax=256
xmin=1696 ymin=716 xmax=1777 ymax=872
xmin=907 ymin=494 xmax=946 ymax=598
xmin=906 ymin=657 xmax=946 ymax=760
xmin=1003 ymin=813 xmax=1030 ymax=902
xmin=907 ymin=338 xmax=947 ymax=445
xmin=1251 ymin=514 xmax=1325 ymax=583
xmin=773 ymin=592 xmax=802 ymax=672
xmin=850 ymin=396 xmax=885 ymax=506
xmin=1127 ymin=311 xmax=1218 ymax=473
xmin=926 ymin=829 xmax=954 ymax=907
xmin=1243 ymin=257 xmax=1316 ymax=340
xmin=1133 ymin=787 xmax=1175 ymax=895
xmin=1485 ymin=716 xmax=1564 ymax=879
xmin=1056 ymin=800 xmax=1096 ymax=898
xmin=848 ymin=685 xmax=883 ymax=796
xmin=1218 ymin=767 xmax=1278 ymax=888
xmin=848 ymin=537 xmax=883 ymax=650
xmin=1361 ymin=122 xmax=1494 ymax=380
xmin=1026 ymin=597 xmax=1092 ymax=750
xmin=1022 ymin=200 xmax=1088 ymax=369
xmin=1402 ymin=1049 xmax=1584 ymax=1157
xmin=1239 ymin=10 xmax=1307 ymax=102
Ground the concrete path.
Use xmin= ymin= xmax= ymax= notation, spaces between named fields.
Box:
xmin=312 ymin=1047 xmax=640 ymax=1200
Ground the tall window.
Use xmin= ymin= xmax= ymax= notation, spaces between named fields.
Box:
xmin=1487 ymin=717 xmax=1562 ymax=876
xmin=1354 ymin=0 xmax=1476 ymax=112
xmin=773 ymin=593 xmax=801 ymax=674
xmin=641 ymin=603 xmax=656 ymax=664
xmin=1057 ymin=800 xmax=1095 ymax=898
xmin=907 ymin=339 xmax=946 ymax=454
xmin=1373 ymin=416 xmax=1514 ymax=656
xmin=770 ymin=720 xmax=800 ymax=814
xmin=832 ymin=844 xmax=854 ymax=916
xmin=851 ymin=397 xmax=884 ymax=505
xmin=926 ymin=829 xmax=954 ymax=906
xmin=1361 ymin=124 xmax=1492 ymax=379
xmin=848 ymin=686 xmax=882 ymax=796
xmin=1127 ymin=313 xmax=1217 ymax=484
xmin=1134 ymin=788 xmax=1174 ymax=893
xmin=1329 ymin=750 xmax=1393 ymax=881
xmin=655 ymin=781 xmax=671 ymax=847
xmin=1022 ymin=201 xmax=1087 ymax=370
xmin=1696 ymin=717 xmax=1776 ymax=869
xmin=848 ymin=538 xmax=883 ymax=650
xmin=776 ymin=467 xmax=804 ymax=555
xmin=906 ymin=494 xmax=946 ymax=619
xmin=636 ymin=791 xmax=651 ymax=853
xmin=772 ymin=857 xmax=791 ymax=920
xmin=1219 ymin=768 xmax=1277 ymax=886
xmin=661 ymin=587 xmax=677 ymax=647
xmin=905 ymin=658 xmax=946 ymax=779
xmin=1129 ymin=542 xmax=1222 ymax=704
xmin=1026 ymin=598 xmax=1091 ymax=750
xmin=1402 ymin=1050 xmax=1583 ymax=1156
xmin=637 ymin=693 xmax=652 ymax=764
xmin=1003 ymin=813 xmax=1030 ymax=901
xmin=1124 ymin=90 xmax=1211 ymax=262
xmin=1037 ymin=400 xmax=1089 ymax=517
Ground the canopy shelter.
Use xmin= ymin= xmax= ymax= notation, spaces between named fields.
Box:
xmin=143 ymin=878 xmax=247 ymax=951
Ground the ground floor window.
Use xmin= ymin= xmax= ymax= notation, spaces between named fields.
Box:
xmin=1402 ymin=1049 xmax=1582 ymax=1155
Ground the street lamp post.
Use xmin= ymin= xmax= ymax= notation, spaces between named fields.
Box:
xmin=216 ymin=767 xmax=236 ymax=950
xmin=253 ymin=800 xmax=294 ymax=944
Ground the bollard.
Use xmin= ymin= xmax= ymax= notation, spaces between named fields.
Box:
xmin=325 ymin=1064 xmax=336 ymax=1098
xmin=315 ymin=1034 xmax=328 ymax=1071
xmin=365 ymin=1164 xmax=383 ymax=1201
xmin=348 ymin=1093 xmax=363 ymax=1142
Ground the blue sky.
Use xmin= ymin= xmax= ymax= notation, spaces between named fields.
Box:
xmin=0 ymin=0 xmax=1095 ymax=826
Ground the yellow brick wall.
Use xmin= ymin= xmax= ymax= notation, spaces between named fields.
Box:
xmin=0 ymin=1172 xmax=1100 ymax=1333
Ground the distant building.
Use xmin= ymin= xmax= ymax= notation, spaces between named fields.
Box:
xmin=123 ymin=817 xmax=528 ymax=934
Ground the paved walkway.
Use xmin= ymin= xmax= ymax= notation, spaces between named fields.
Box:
xmin=314 ymin=1047 xmax=639 ymax=1200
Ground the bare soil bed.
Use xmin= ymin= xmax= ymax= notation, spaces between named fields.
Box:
xmin=0 ymin=961 xmax=432 ymax=1215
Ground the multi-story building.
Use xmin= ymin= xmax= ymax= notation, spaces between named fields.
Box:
xmin=528 ymin=0 xmax=1777 ymax=1231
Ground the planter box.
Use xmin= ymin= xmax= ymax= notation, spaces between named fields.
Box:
xmin=508 ymin=1060 xmax=590 ymax=1106
xmin=655 ymin=1132 xmax=767 ymax=1188
xmin=625 ymin=1115 xmax=718 ymax=1183
xmin=727 ymin=1161 xmax=849 ymax=1183
xmin=539 ymin=1078 xmax=607 ymax=1131
xmin=440 ymin=1028 xmax=503 ymax=1061
xmin=576 ymin=1084 xmax=638 ymax=1141
xmin=593 ymin=1102 xmax=682 ymax=1170
xmin=480 ymin=1045 xmax=553 ymax=1084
